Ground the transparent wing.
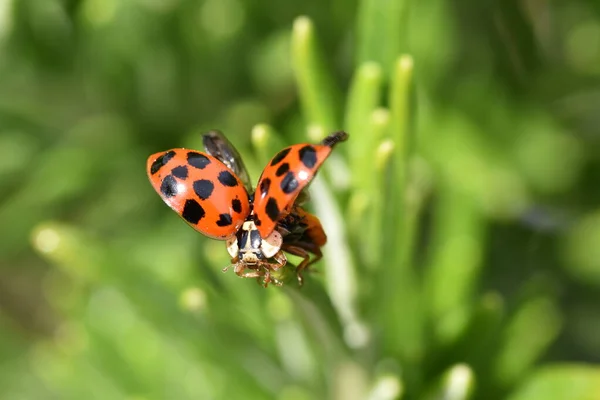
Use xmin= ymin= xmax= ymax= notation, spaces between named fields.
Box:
xmin=202 ymin=130 xmax=253 ymax=194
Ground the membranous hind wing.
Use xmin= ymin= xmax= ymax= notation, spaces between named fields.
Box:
xmin=202 ymin=130 xmax=253 ymax=195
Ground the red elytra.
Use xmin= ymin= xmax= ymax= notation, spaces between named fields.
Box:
xmin=146 ymin=150 xmax=250 ymax=240
xmin=253 ymin=141 xmax=341 ymax=238
xmin=147 ymin=131 xmax=347 ymax=241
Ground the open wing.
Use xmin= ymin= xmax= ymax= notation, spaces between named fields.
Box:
xmin=253 ymin=131 xmax=348 ymax=238
xmin=147 ymin=148 xmax=250 ymax=240
xmin=202 ymin=130 xmax=253 ymax=195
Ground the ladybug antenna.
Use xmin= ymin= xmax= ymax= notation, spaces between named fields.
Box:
xmin=321 ymin=131 xmax=349 ymax=147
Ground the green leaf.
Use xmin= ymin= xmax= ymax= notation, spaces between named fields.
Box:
xmin=386 ymin=55 xmax=416 ymax=265
xmin=355 ymin=0 xmax=410 ymax=75
xmin=422 ymin=364 xmax=475 ymax=400
xmin=507 ymin=365 xmax=600 ymax=400
xmin=425 ymin=182 xmax=485 ymax=324
xmin=563 ymin=209 xmax=600 ymax=286
xmin=371 ymin=54 xmax=423 ymax=367
xmin=309 ymin=178 xmax=369 ymax=351
xmin=291 ymin=16 xmax=341 ymax=133
xmin=251 ymin=123 xmax=287 ymax=166
xmin=363 ymin=135 xmax=394 ymax=268
xmin=454 ymin=292 xmax=505 ymax=369
xmin=367 ymin=374 xmax=404 ymax=400
xmin=493 ymin=297 xmax=563 ymax=388
xmin=31 ymin=222 xmax=105 ymax=282
xmin=419 ymin=111 xmax=530 ymax=218
xmin=389 ymin=55 xmax=414 ymax=164
xmin=344 ymin=61 xmax=383 ymax=188
xmin=347 ymin=109 xmax=391 ymax=267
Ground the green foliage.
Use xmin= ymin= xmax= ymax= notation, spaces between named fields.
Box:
xmin=1 ymin=0 xmax=600 ymax=399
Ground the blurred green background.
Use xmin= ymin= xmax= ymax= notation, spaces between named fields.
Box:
xmin=1 ymin=0 xmax=600 ymax=399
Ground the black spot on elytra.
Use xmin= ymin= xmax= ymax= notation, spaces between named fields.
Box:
xmin=150 ymin=151 xmax=176 ymax=175
xmin=193 ymin=179 xmax=214 ymax=200
xmin=218 ymin=170 xmax=237 ymax=187
xmin=275 ymin=162 xmax=290 ymax=177
xmin=182 ymin=199 xmax=205 ymax=224
xmin=265 ymin=197 xmax=280 ymax=222
xmin=187 ymin=152 xmax=211 ymax=169
xmin=259 ymin=178 xmax=271 ymax=196
xmin=270 ymin=148 xmax=291 ymax=166
xmin=280 ymin=172 xmax=299 ymax=194
xmin=255 ymin=218 xmax=261 ymax=226
xmin=231 ymin=198 xmax=242 ymax=213
xmin=216 ymin=213 xmax=233 ymax=227
xmin=160 ymin=175 xmax=178 ymax=197
xmin=299 ymin=145 xmax=317 ymax=168
xmin=171 ymin=165 xmax=188 ymax=179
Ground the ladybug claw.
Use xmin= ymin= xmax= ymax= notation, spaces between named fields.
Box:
xmin=297 ymin=273 xmax=304 ymax=287
xmin=262 ymin=270 xmax=272 ymax=288
xmin=272 ymin=278 xmax=283 ymax=287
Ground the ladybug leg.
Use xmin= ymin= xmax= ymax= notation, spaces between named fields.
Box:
xmin=271 ymin=278 xmax=283 ymax=287
xmin=223 ymin=256 xmax=240 ymax=272
xmin=281 ymin=242 xmax=323 ymax=286
xmin=233 ymin=262 xmax=262 ymax=279
xmin=239 ymin=270 xmax=262 ymax=279
xmin=257 ymin=253 xmax=286 ymax=287
xmin=269 ymin=251 xmax=287 ymax=286
xmin=270 ymin=252 xmax=286 ymax=287
xmin=260 ymin=264 xmax=273 ymax=288
xmin=272 ymin=250 xmax=287 ymax=269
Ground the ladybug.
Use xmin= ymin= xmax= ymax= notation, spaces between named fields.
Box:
xmin=146 ymin=130 xmax=348 ymax=286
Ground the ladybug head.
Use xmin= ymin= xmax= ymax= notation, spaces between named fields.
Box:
xmin=226 ymin=220 xmax=282 ymax=264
